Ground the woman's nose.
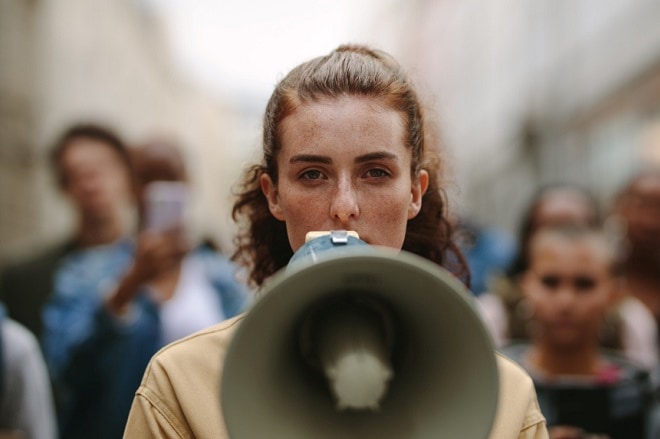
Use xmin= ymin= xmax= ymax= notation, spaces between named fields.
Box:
xmin=330 ymin=181 xmax=359 ymax=222
xmin=555 ymin=288 xmax=576 ymax=308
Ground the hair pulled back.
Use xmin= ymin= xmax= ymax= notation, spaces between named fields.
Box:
xmin=232 ymin=44 xmax=467 ymax=287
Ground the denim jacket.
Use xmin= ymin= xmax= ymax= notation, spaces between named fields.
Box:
xmin=41 ymin=242 xmax=251 ymax=439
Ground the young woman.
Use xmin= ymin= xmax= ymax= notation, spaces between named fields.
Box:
xmin=477 ymin=183 xmax=603 ymax=347
xmin=503 ymin=226 xmax=653 ymax=438
xmin=123 ymin=44 xmax=548 ymax=438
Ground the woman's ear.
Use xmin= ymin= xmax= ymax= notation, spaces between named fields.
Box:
xmin=408 ymin=169 xmax=429 ymax=219
xmin=260 ymin=173 xmax=285 ymax=221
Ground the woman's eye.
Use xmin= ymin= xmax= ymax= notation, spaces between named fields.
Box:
xmin=574 ymin=276 xmax=596 ymax=291
xmin=539 ymin=275 xmax=561 ymax=290
xmin=364 ymin=168 xmax=389 ymax=178
xmin=300 ymin=170 xmax=323 ymax=180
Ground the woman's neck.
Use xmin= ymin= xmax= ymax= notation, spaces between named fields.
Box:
xmin=528 ymin=342 xmax=602 ymax=377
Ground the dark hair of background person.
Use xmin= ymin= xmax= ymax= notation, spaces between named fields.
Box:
xmin=230 ymin=44 xmax=469 ymax=288
xmin=506 ymin=182 xmax=602 ymax=278
xmin=49 ymin=122 xmax=134 ymax=188
xmin=129 ymin=138 xmax=187 ymax=224
xmin=130 ymin=138 xmax=187 ymax=185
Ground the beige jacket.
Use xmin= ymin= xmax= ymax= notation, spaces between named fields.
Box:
xmin=123 ymin=316 xmax=547 ymax=439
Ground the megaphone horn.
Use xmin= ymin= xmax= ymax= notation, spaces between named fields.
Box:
xmin=222 ymin=231 xmax=499 ymax=439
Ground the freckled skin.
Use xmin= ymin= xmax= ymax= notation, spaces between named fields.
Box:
xmin=260 ymin=95 xmax=428 ymax=253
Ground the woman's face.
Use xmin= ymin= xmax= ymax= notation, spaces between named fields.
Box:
xmin=261 ymin=95 xmax=429 ymax=253
xmin=520 ymin=235 xmax=614 ymax=349
xmin=60 ymin=139 xmax=132 ymax=219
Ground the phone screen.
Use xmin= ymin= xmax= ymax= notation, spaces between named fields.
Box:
xmin=143 ymin=181 xmax=189 ymax=231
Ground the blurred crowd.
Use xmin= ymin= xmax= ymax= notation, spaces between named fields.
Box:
xmin=0 ymin=124 xmax=252 ymax=439
xmin=462 ymin=175 xmax=660 ymax=438
xmin=0 ymin=121 xmax=659 ymax=438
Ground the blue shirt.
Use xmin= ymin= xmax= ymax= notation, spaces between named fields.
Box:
xmin=41 ymin=241 xmax=251 ymax=439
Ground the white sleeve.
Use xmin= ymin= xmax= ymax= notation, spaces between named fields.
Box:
xmin=477 ymin=293 xmax=509 ymax=348
xmin=0 ymin=319 xmax=57 ymax=439
xmin=618 ymin=296 xmax=659 ymax=372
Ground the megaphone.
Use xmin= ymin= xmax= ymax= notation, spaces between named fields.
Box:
xmin=222 ymin=231 xmax=499 ymax=438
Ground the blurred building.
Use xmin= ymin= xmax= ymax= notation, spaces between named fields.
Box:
xmin=0 ymin=0 xmax=253 ymax=264
xmin=374 ymin=0 xmax=660 ymax=233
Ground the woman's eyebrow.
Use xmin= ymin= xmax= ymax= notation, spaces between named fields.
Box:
xmin=289 ymin=154 xmax=332 ymax=164
xmin=355 ymin=152 xmax=398 ymax=163
xmin=289 ymin=151 xmax=398 ymax=164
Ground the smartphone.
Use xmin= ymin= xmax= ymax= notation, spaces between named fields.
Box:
xmin=143 ymin=181 xmax=189 ymax=231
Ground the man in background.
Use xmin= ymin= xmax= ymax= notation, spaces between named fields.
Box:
xmin=0 ymin=123 xmax=135 ymax=339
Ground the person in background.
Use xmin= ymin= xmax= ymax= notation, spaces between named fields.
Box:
xmin=478 ymin=184 xmax=603 ymax=347
xmin=124 ymin=44 xmax=548 ymax=438
xmin=105 ymin=138 xmax=252 ymax=343
xmin=0 ymin=123 xmax=135 ymax=339
xmin=608 ymin=167 xmax=660 ymax=397
xmin=610 ymin=168 xmax=660 ymax=328
xmin=477 ymin=183 xmax=658 ymax=373
xmin=502 ymin=226 xmax=653 ymax=439
xmin=0 ymin=303 xmax=56 ymax=439
xmin=41 ymin=137 xmax=251 ymax=439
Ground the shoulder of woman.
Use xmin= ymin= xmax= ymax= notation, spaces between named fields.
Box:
xmin=146 ymin=315 xmax=245 ymax=373
xmin=496 ymin=352 xmax=535 ymax=388
xmin=489 ymin=352 xmax=547 ymax=438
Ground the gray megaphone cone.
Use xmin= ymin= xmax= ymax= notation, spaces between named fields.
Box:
xmin=222 ymin=232 xmax=499 ymax=438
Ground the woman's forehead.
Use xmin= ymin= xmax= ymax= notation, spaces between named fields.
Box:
xmin=278 ymin=97 xmax=406 ymax=153
xmin=530 ymin=233 xmax=611 ymax=267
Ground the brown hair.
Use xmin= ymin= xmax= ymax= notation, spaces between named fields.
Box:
xmin=231 ymin=44 xmax=468 ymax=287
xmin=50 ymin=123 xmax=132 ymax=188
